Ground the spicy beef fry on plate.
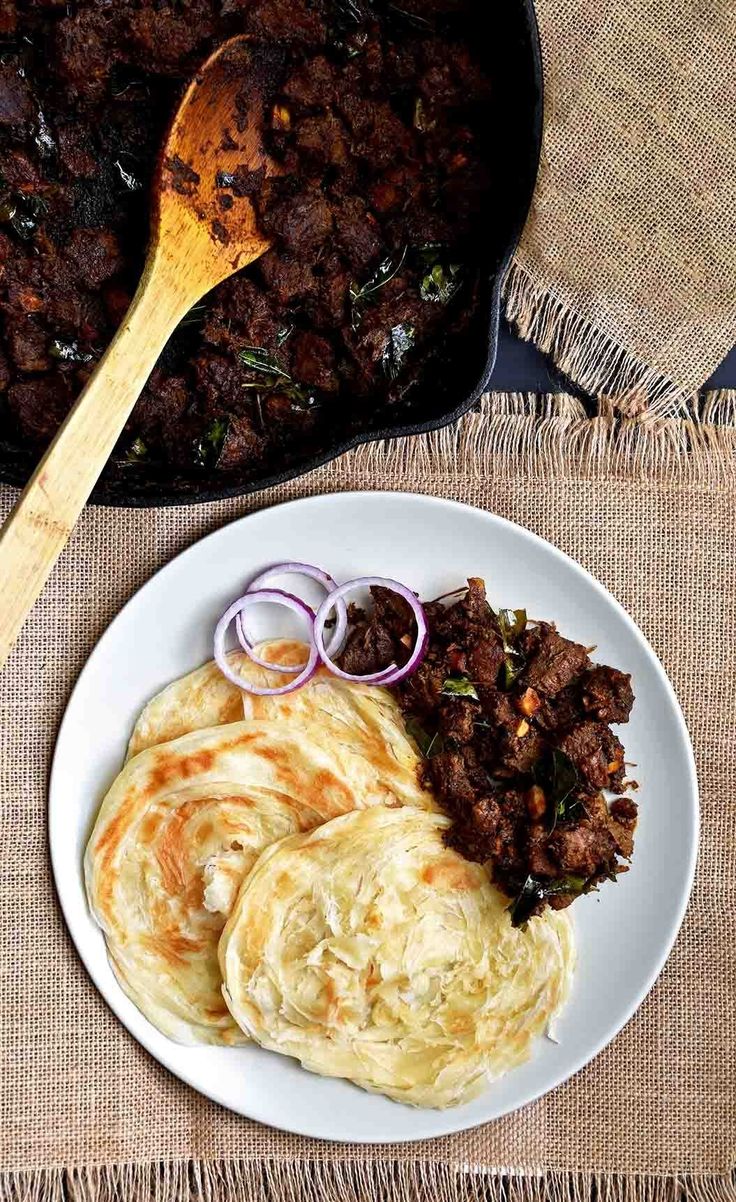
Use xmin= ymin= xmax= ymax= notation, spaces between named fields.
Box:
xmin=0 ymin=0 xmax=493 ymax=481
xmin=340 ymin=578 xmax=638 ymax=923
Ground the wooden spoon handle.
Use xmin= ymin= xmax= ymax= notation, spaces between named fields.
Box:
xmin=0 ymin=262 xmax=191 ymax=668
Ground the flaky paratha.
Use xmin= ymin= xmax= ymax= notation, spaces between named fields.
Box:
xmin=220 ymin=806 xmax=575 ymax=1107
xmin=127 ymin=641 xmax=432 ymax=813
xmin=87 ymin=711 xmax=431 ymax=1045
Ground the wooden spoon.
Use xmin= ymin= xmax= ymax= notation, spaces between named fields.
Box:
xmin=0 ymin=35 xmax=274 ymax=667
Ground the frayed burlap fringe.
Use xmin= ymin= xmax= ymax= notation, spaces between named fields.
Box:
xmin=347 ymin=391 xmax=736 ymax=488
xmin=1 ymin=1162 xmax=735 ymax=1202
xmin=502 ymin=260 xmax=702 ymax=422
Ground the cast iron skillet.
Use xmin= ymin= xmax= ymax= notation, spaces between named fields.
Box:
xmin=0 ymin=1 xmax=542 ymax=507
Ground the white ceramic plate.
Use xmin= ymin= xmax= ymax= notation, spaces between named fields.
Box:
xmin=50 ymin=492 xmax=698 ymax=1143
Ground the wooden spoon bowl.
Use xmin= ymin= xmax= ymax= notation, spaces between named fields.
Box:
xmin=0 ymin=35 xmax=274 ymax=667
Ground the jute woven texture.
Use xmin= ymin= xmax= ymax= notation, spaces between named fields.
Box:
xmin=1 ymin=395 xmax=735 ymax=1201
xmin=504 ymin=0 xmax=736 ymax=415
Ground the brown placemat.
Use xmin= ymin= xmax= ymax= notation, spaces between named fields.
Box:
xmin=2 ymin=393 xmax=735 ymax=1201
xmin=504 ymin=0 xmax=736 ymax=416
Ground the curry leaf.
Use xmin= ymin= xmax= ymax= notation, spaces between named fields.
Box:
xmin=49 ymin=337 xmax=93 ymax=364
xmin=509 ymin=873 xmax=586 ymax=928
xmin=441 ymin=676 xmax=480 ymax=701
xmin=275 ymin=323 xmax=294 ymax=347
xmin=194 ymin=417 xmax=228 ymax=469
xmin=496 ymin=607 xmax=527 ymax=688
xmin=404 ymin=717 xmax=444 ymax=759
xmin=350 ymin=246 xmax=408 ymax=329
xmin=381 ymin=322 xmax=415 ymax=380
xmin=420 ymin=261 xmax=462 ymax=304
xmin=413 ymin=97 xmax=437 ymax=133
xmin=533 ymin=748 xmax=581 ymax=831
xmin=238 ymin=346 xmax=291 ymax=379
xmin=125 ymin=436 xmax=148 ymax=463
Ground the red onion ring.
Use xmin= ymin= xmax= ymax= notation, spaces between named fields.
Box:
xmin=214 ymin=589 xmax=319 ymax=695
xmin=236 ymin=561 xmax=348 ymax=673
xmin=312 ymin=577 xmax=428 ymax=686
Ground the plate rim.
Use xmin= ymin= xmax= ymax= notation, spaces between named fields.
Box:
xmin=48 ymin=491 xmax=699 ymax=1142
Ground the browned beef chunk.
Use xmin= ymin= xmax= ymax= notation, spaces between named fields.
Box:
xmin=0 ymin=345 xmax=9 ymax=392
xmin=193 ymin=351 xmax=256 ymax=413
xmin=54 ymin=12 xmax=119 ymax=100
xmin=468 ymin=636 xmax=504 ymax=686
xmin=496 ymin=727 xmax=545 ymax=776
xmin=217 ymin=415 xmax=263 ymax=470
xmin=241 ymin=0 xmax=327 ymax=44
xmin=56 ymin=124 xmax=97 ymax=178
xmin=259 ymin=184 xmax=333 ymax=254
xmin=534 ymin=685 xmax=582 ymax=732
xmin=371 ymin=585 xmax=416 ymax=636
xmin=521 ymin=623 xmax=590 ymax=696
xmin=428 ymin=749 xmax=480 ymax=808
xmin=446 ymin=796 xmax=500 ymax=863
xmin=66 ymin=230 xmax=123 ymax=291
xmin=0 ymin=150 xmax=41 ymax=191
xmin=333 ymin=197 xmax=382 ymax=271
xmin=398 ymin=659 xmax=444 ymax=717
xmin=549 ymin=824 xmax=616 ymax=877
xmin=132 ymin=372 xmax=189 ymax=436
xmin=439 ymin=698 xmax=476 ymax=745
xmin=0 ymin=2 xmax=16 ymax=36
xmin=294 ymin=113 xmax=350 ymax=172
xmin=8 ymin=376 xmax=71 ymax=443
xmin=210 ymin=277 xmax=283 ymax=349
xmin=258 ymin=252 xmax=318 ymax=306
xmin=6 ymin=319 xmax=49 ymax=374
xmin=0 ymin=64 xmax=34 ymax=129
xmin=124 ymin=9 xmax=211 ymax=73
xmin=339 ymin=619 xmax=395 ymax=677
xmin=582 ymin=666 xmax=635 ymax=724
xmin=558 ymin=721 xmax=625 ymax=793
xmin=610 ymin=796 xmax=638 ymax=826
xmin=282 ymin=56 xmax=336 ymax=109
xmin=290 ymin=331 xmax=337 ymax=392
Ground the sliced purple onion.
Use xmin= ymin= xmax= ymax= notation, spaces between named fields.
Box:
xmin=236 ymin=561 xmax=348 ymax=672
xmin=312 ymin=577 xmax=428 ymax=687
xmin=214 ymin=589 xmax=319 ymax=695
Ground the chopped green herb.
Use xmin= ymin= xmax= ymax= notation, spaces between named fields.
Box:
xmin=413 ymin=97 xmax=436 ymax=133
xmin=0 ymin=187 xmax=46 ymax=241
xmin=441 ymin=675 xmax=480 ymax=701
xmin=381 ymin=322 xmax=415 ymax=380
xmin=194 ymin=417 xmax=228 ymax=469
xmin=48 ymin=338 xmax=93 ymax=365
xmin=179 ymin=302 xmax=207 ymax=330
xmin=275 ymin=324 xmax=294 ymax=348
xmin=420 ymin=261 xmax=462 ymax=304
xmin=125 ymin=436 xmax=148 ymax=463
xmin=496 ymin=607 xmax=527 ymax=688
xmin=404 ymin=717 xmax=444 ymax=759
xmin=114 ymin=157 xmax=142 ymax=192
xmin=33 ymin=109 xmax=56 ymax=158
xmin=533 ymin=748 xmax=581 ymax=831
xmin=509 ymin=873 xmax=586 ymax=928
xmin=386 ymin=3 xmax=433 ymax=29
xmin=349 ymin=246 xmax=408 ymax=330
xmin=238 ymin=346 xmax=291 ymax=379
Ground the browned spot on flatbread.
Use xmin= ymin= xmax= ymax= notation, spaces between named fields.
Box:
xmin=421 ymin=854 xmax=478 ymax=893
xmin=145 ymin=747 xmax=216 ymax=796
xmin=141 ymin=929 xmax=205 ymax=967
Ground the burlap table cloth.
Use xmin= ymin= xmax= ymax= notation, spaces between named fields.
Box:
xmin=1 ymin=393 xmax=735 ymax=1202
xmin=504 ymin=0 xmax=736 ymax=415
